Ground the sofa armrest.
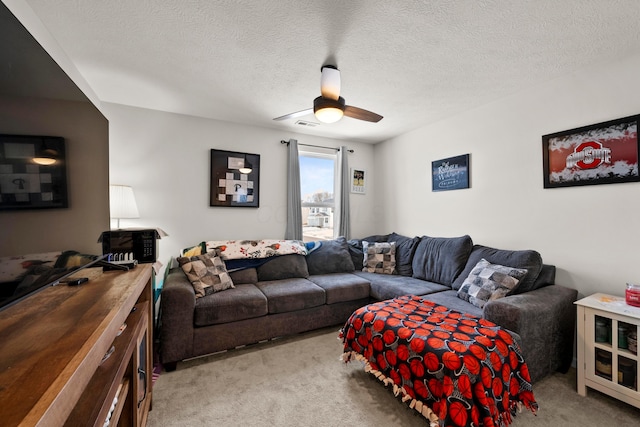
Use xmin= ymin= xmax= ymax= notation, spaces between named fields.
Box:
xmin=483 ymin=284 xmax=578 ymax=382
xmin=159 ymin=268 xmax=196 ymax=365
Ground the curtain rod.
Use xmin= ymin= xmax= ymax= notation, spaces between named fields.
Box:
xmin=280 ymin=140 xmax=354 ymax=153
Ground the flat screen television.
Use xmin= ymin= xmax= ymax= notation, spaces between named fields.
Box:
xmin=0 ymin=4 xmax=111 ymax=314
xmin=0 ymin=252 xmax=110 ymax=312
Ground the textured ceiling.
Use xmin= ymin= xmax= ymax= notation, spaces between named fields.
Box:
xmin=22 ymin=0 xmax=640 ymax=143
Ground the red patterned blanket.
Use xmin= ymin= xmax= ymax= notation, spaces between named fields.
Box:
xmin=341 ymin=295 xmax=537 ymax=427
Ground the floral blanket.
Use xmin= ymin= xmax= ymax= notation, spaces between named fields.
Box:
xmin=341 ymin=295 xmax=537 ymax=427
xmin=204 ymin=239 xmax=307 ymax=260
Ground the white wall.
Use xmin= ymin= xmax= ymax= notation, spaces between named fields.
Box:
xmin=375 ymin=53 xmax=640 ymax=299
xmin=105 ymin=104 xmax=377 ymax=270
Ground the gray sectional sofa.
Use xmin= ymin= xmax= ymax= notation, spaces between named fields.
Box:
xmin=159 ymin=233 xmax=577 ymax=382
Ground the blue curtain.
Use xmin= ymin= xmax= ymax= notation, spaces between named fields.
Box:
xmin=285 ymin=139 xmax=303 ymax=240
xmin=337 ymin=146 xmax=351 ymax=239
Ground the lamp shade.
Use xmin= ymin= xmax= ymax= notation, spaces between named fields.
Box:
xmin=110 ymin=185 xmax=139 ymax=226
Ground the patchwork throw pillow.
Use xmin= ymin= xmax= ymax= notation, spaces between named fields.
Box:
xmin=347 ymin=234 xmax=390 ymax=271
xmin=177 ymin=251 xmax=234 ymax=298
xmin=457 ymin=258 xmax=527 ymax=309
xmin=362 ymin=241 xmax=396 ymax=274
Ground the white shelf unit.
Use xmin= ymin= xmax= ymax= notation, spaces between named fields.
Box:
xmin=576 ymin=293 xmax=640 ymax=409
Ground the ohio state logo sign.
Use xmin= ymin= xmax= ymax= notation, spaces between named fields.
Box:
xmin=565 ymin=140 xmax=611 ymax=169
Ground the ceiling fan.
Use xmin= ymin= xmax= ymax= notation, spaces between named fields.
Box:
xmin=273 ymin=65 xmax=383 ymax=124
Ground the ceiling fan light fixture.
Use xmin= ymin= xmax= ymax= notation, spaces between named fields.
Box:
xmin=33 ymin=157 xmax=57 ymax=165
xmin=238 ymin=155 xmax=252 ymax=174
xmin=313 ymin=96 xmax=345 ymax=123
xmin=33 ymin=147 xmax=58 ymax=165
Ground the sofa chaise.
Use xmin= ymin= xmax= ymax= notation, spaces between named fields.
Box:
xmin=159 ymin=233 xmax=577 ymax=383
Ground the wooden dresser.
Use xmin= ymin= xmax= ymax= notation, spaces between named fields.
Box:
xmin=0 ymin=264 xmax=153 ymax=427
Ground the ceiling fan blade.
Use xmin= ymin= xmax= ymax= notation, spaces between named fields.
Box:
xmin=273 ymin=108 xmax=313 ymax=121
xmin=320 ymin=65 xmax=341 ymax=100
xmin=344 ymin=105 xmax=383 ymax=123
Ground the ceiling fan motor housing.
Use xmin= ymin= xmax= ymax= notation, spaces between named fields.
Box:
xmin=313 ymin=96 xmax=345 ymax=113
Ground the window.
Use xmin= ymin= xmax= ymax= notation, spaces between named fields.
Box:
xmin=299 ymin=151 xmax=336 ymax=241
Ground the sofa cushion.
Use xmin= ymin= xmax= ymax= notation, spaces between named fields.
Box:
xmin=229 ymin=268 xmax=258 ymax=284
xmin=411 ymin=235 xmax=473 ymax=286
xmin=306 ymin=236 xmax=354 ymax=275
xmin=307 ymin=273 xmax=371 ymax=304
xmin=388 ymin=232 xmax=420 ymax=277
xmin=177 ymin=251 xmax=234 ymax=298
xmin=452 ymin=245 xmax=543 ymax=292
xmin=353 ymin=271 xmax=449 ymax=301
xmin=362 ymin=241 xmax=396 ymax=274
xmin=256 ymin=254 xmax=309 ymax=281
xmin=422 ymin=290 xmax=484 ymax=318
xmin=255 ymin=278 xmax=326 ymax=314
xmin=457 ymin=259 xmax=528 ymax=309
xmin=194 ymin=283 xmax=267 ymax=326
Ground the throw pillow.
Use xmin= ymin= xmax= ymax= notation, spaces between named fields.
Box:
xmin=304 ymin=241 xmax=322 ymax=254
xmin=362 ymin=241 xmax=396 ymax=274
xmin=347 ymin=234 xmax=390 ymax=271
xmin=181 ymin=242 xmax=206 ymax=257
xmin=451 ymin=245 xmax=543 ymax=292
xmin=177 ymin=251 xmax=234 ymax=298
xmin=388 ymin=232 xmax=420 ymax=277
xmin=306 ymin=236 xmax=355 ymax=275
xmin=54 ymin=250 xmax=98 ymax=268
xmin=457 ymin=258 xmax=528 ymax=309
xmin=412 ymin=235 xmax=473 ymax=286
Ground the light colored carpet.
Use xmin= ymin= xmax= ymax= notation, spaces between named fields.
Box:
xmin=149 ymin=326 xmax=640 ymax=426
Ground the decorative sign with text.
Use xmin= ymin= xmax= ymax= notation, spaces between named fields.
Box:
xmin=542 ymin=115 xmax=640 ymax=188
xmin=431 ymin=154 xmax=470 ymax=192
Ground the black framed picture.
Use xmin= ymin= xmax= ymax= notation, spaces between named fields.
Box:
xmin=210 ymin=149 xmax=260 ymax=207
xmin=542 ymin=115 xmax=640 ymax=188
xmin=431 ymin=154 xmax=470 ymax=192
xmin=0 ymin=134 xmax=68 ymax=210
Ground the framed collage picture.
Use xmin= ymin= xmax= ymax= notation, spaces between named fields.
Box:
xmin=0 ymin=134 xmax=68 ymax=210
xmin=210 ymin=149 xmax=260 ymax=207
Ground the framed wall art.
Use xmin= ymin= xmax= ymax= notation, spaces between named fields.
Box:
xmin=431 ymin=154 xmax=470 ymax=192
xmin=351 ymin=168 xmax=366 ymax=194
xmin=210 ymin=149 xmax=260 ymax=207
xmin=542 ymin=115 xmax=640 ymax=188
xmin=0 ymin=134 xmax=68 ymax=210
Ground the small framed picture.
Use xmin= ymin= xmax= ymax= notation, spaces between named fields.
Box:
xmin=351 ymin=168 xmax=366 ymax=194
